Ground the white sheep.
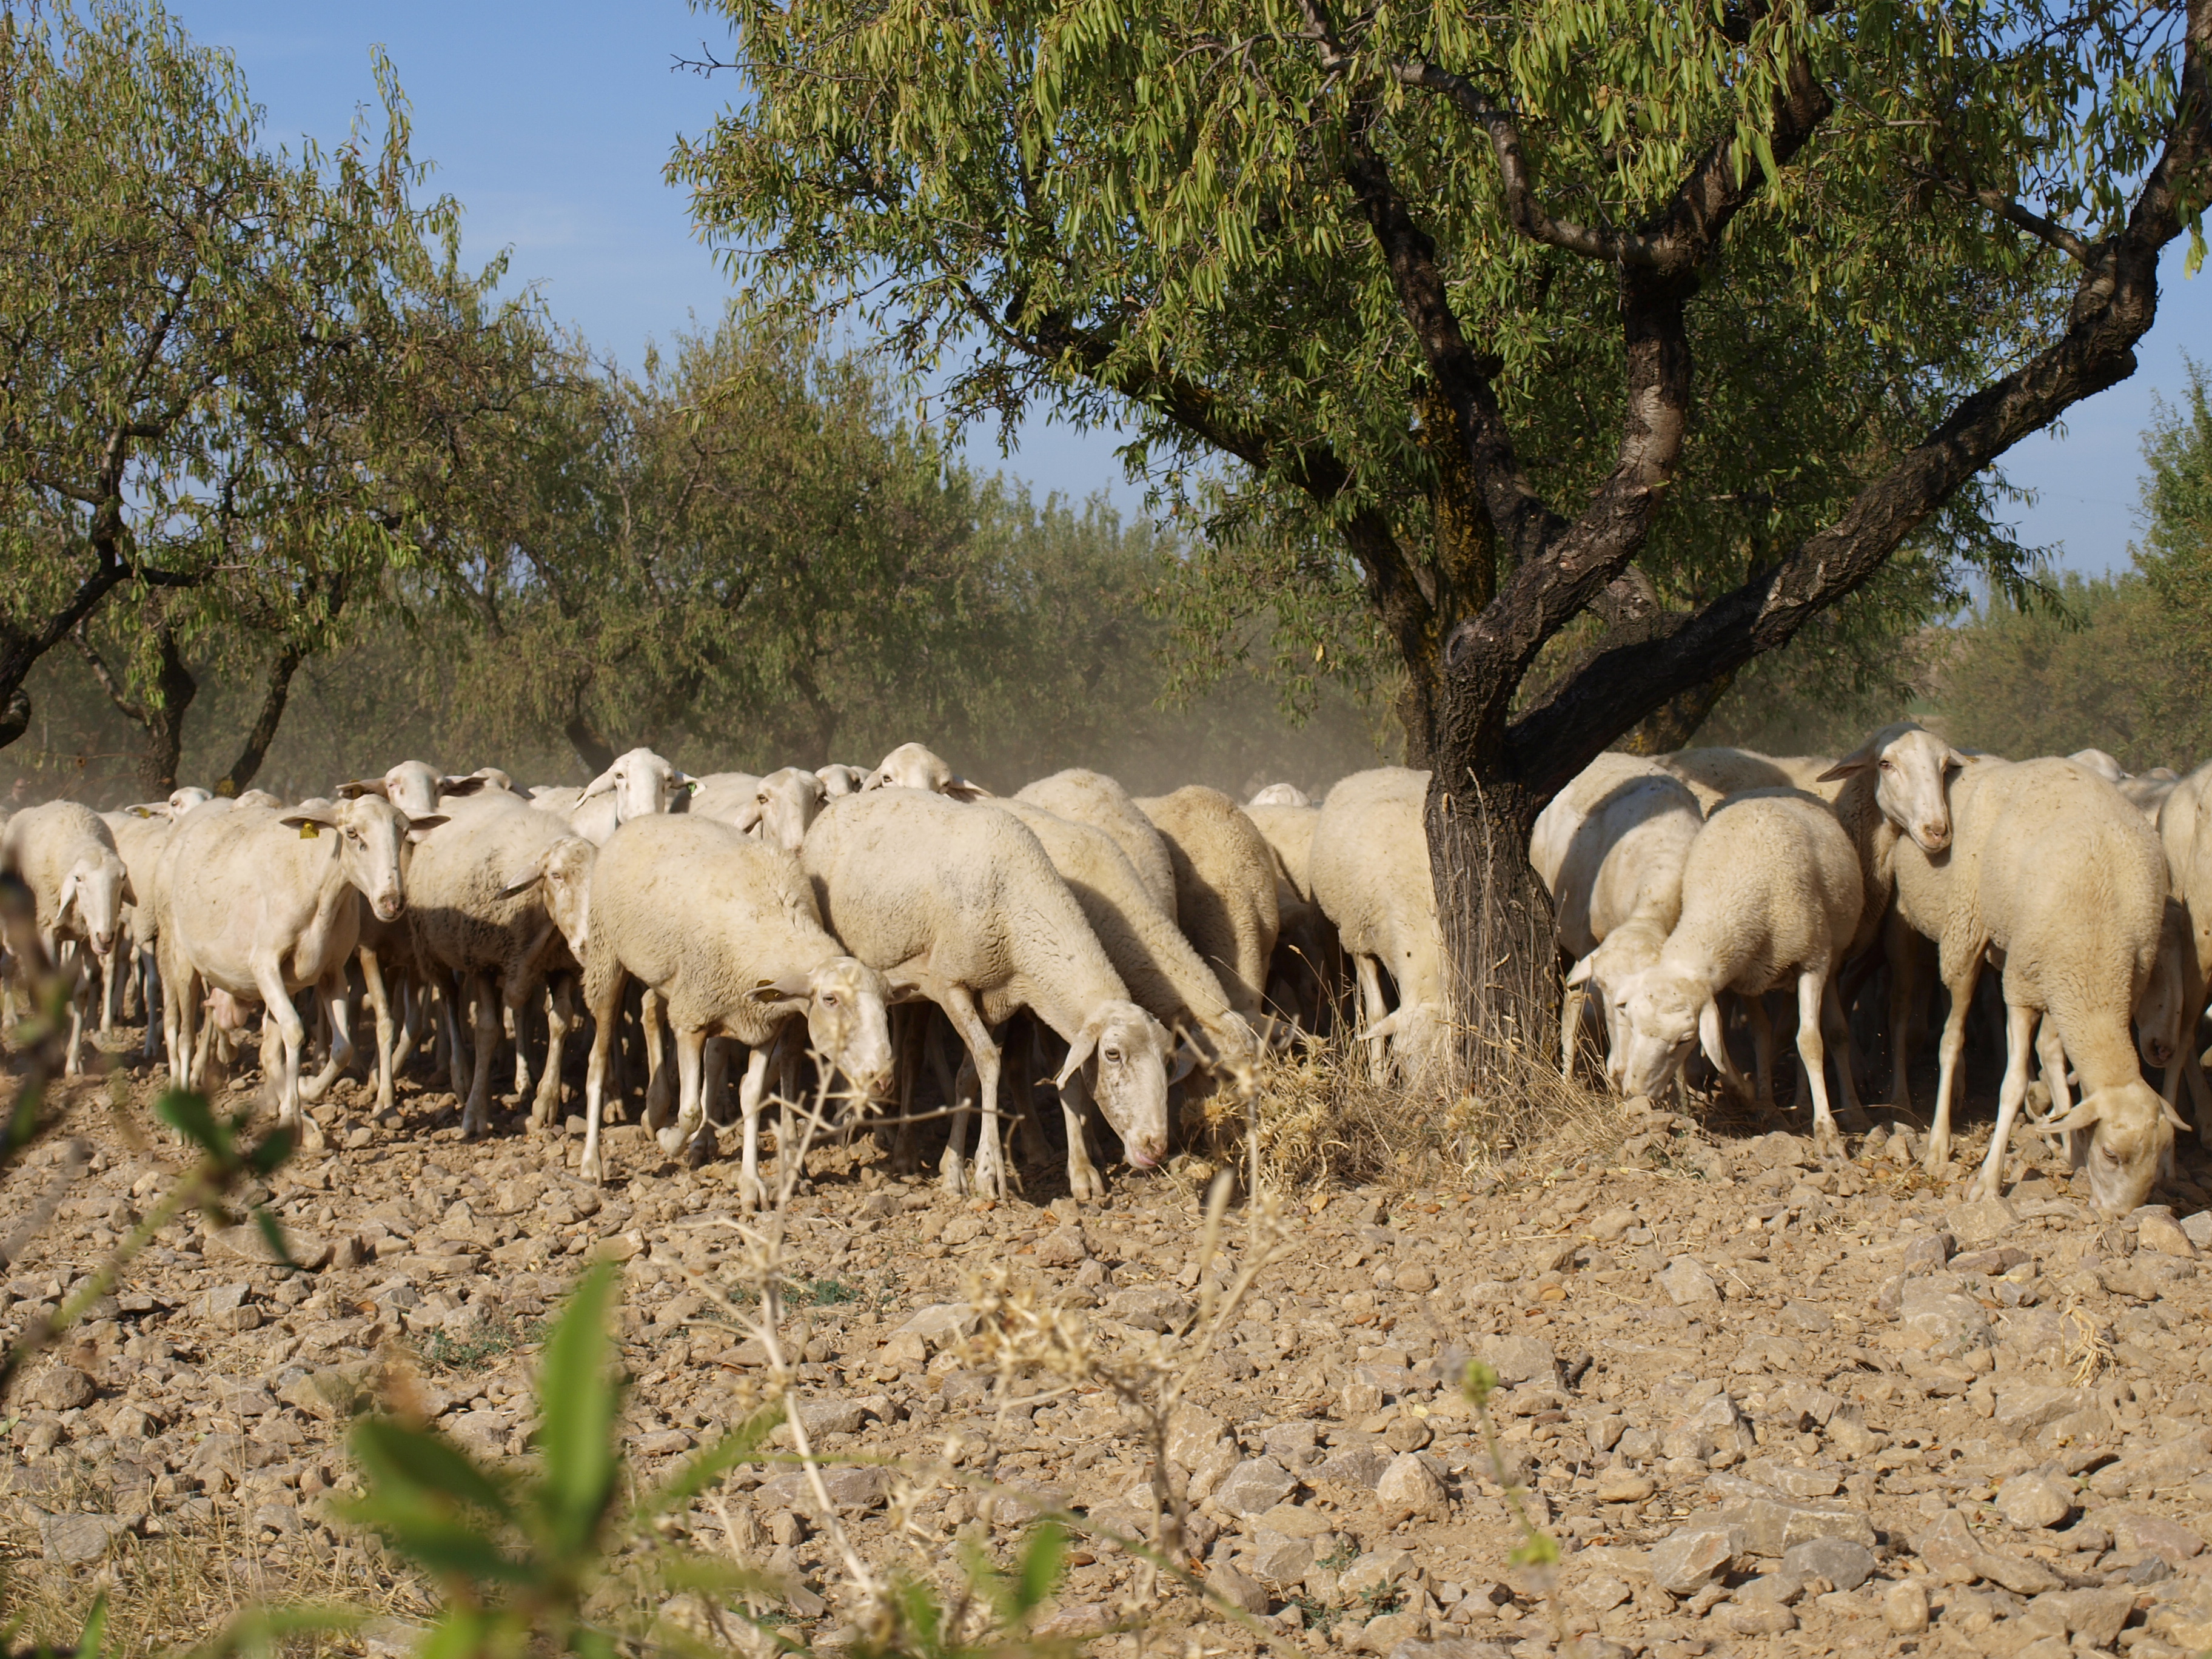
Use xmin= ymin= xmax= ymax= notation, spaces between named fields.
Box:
xmin=1308 ymin=768 xmax=1447 ymax=1082
xmin=864 ymin=741 xmax=992 ymax=799
xmin=1529 ymin=754 xmax=1701 ymax=1076
xmin=816 ymin=763 xmax=866 ymax=799
xmin=1243 ymin=799 xmax=1336 ymax=1031
xmin=1133 ymin=787 xmax=1282 ymax=1025
xmin=1014 ymin=768 xmax=1179 ymax=920
xmin=2119 ymin=769 xmax=2180 ymax=819
xmin=737 ymin=766 xmax=828 ymax=852
xmin=2151 ymin=761 xmax=2212 ymax=1123
xmin=996 ymin=797 xmax=1252 ymax=1195
xmin=100 ymin=805 xmax=176 ymax=1048
xmin=1611 ymin=789 xmax=1865 ymax=1151
xmin=339 ymin=762 xmax=498 ymax=820
xmin=683 ymin=771 xmax=765 ymax=829
xmin=802 ymin=788 xmax=1173 ymax=1199
xmin=557 ymin=814 xmax=894 ymax=1195
xmin=402 ymin=805 xmax=596 ymax=1136
xmin=1 ymin=802 xmax=133 ymax=1074
xmin=1891 ymin=756 xmax=2179 ymax=1213
xmin=566 ymin=747 xmax=695 ymax=844
xmin=1660 ymin=748 xmax=1846 ymax=813
xmin=155 ymin=795 xmax=437 ymax=1149
xmin=2068 ymin=748 xmax=2127 ymax=784
xmin=1247 ymin=783 xmax=1311 ymax=808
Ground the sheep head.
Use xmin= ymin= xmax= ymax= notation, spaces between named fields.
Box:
xmin=577 ymin=748 xmax=694 ymax=824
xmin=1058 ymin=1000 xmax=1173 ymax=1170
xmin=865 ymin=742 xmax=991 ymax=800
xmin=816 ymin=763 xmax=865 ymax=798
xmin=1612 ymin=969 xmax=1706 ymax=1098
xmin=2033 ymin=1079 xmax=2186 ymax=1218
xmin=795 ymin=956 xmax=895 ymax=1101
xmin=56 ymin=850 xmax=130 ymax=956
xmin=497 ymin=836 xmax=597 ymax=959
xmin=1818 ymin=723 xmax=1968 ymax=854
xmin=746 ymin=767 xmax=828 ymax=853
xmin=1583 ymin=921 xmax=1668 ymax=1065
xmin=284 ymin=796 xmax=426 ymax=924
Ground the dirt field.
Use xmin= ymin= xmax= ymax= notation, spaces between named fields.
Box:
xmin=6 ymin=1051 xmax=2212 ymax=1659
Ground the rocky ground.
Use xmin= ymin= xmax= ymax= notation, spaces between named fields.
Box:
xmin=6 ymin=1051 xmax=2212 ymax=1659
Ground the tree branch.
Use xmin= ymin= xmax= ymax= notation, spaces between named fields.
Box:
xmin=1911 ymin=165 xmax=2098 ymax=264
xmin=70 ymin=623 xmax=147 ymax=726
xmin=215 ymin=645 xmax=305 ymax=795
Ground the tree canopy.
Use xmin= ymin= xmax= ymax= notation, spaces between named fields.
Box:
xmin=0 ymin=1 xmax=554 ymax=791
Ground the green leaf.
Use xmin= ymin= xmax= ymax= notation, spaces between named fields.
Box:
xmin=639 ymin=1402 xmax=785 ymax=1524
xmin=533 ymin=1261 xmax=620 ymax=1555
xmin=75 ymin=1593 xmax=108 ymax=1659
xmin=251 ymin=1208 xmax=300 ymax=1272
xmin=352 ymin=1416 xmax=515 ymax=1519
xmin=1010 ymin=1519 xmax=1067 ymax=1620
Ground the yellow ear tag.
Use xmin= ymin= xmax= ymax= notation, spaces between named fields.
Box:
xmin=300 ymin=823 xmax=320 ymax=839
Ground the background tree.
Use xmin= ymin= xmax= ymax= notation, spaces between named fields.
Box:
xmin=0 ymin=1 xmax=554 ymax=789
xmin=674 ymin=0 xmax=2211 ymax=1073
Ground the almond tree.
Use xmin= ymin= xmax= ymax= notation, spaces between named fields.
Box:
xmin=674 ymin=0 xmax=2211 ymax=1072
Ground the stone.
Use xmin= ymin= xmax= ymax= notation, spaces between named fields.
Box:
xmin=1104 ymin=1284 xmax=1193 ymax=1332
xmin=1736 ymin=1459 xmax=1840 ymax=1498
xmin=1476 ymin=1335 xmax=1560 ymax=1388
xmin=1950 ymin=1244 xmax=2029 ymax=1276
xmin=2182 ymin=1210 xmax=2212 ymax=1248
xmin=1253 ymin=1503 xmax=1335 ymax=1538
xmin=1384 ymin=1643 xmax=1509 ymax=1659
xmin=1588 ymin=1208 xmax=1638 ymax=1242
xmin=893 ymin=1304 xmax=980 ymax=1349
xmin=29 ymin=1364 xmax=96 ymax=1412
xmin=447 ymin=1409 xmax=509 ymax=1453
xmin=1717 ymin=1495 xmax=1877 ymax=1558
xmin=1207 ymin=1559 xmax=1270 ymax=1615
xmin=2111 ymin=1512 xmax=2205 ymax=1563
xmin=1976 ymin=1549 xmax=2061 ymax=1595
xmin=2136 ymin=1210 xmax=2199 ymax=1259
xmin=1375 ymin=1452 xmax=1449 ymax=1520
xmin=775 ymin=1398 xmax=867 ymax=1442
xmin=1662 ymin=1391 xmax=1754 ymax=1462
xmin=1781 ymin=1538 xmax=1875 ymax=1592
xmin=1946 ymin=1195 xmax=2019 ymax=1244
xmin=1657 ymin=1256 xmax=1720 ymax=1306
xmin=1765 ymin=1379 xmax=1842 ymax=1430
xmin=1349 ymin=1614 xmax=1424 ymax=1654
xmin=2088 ymin=1427 xmax=2212 ymax=1497
xmin=1595 ymin=1469 xmax=1655 ymax=1504
xmin=1902 ymin=1231 xmax=1956 ymax=1273
xmin=1393 ymin=1262 xmax=1436 ymax=1293
xmin=360 ymin=1618 xmax=428 ymax=1659
xmin=206 ymin=1221 xmax=332 ymax=1271
xmin=1899 ymin=1277 xmax=1992 ymax=1356
xmin=1717 ymin=1602 xmax=1797 ymax=1637
xmin=1316 ymin=1446 xmax=1392 ymax=1489
xmin=1033 ymin=1226 xmax=1088 ymax=1267
xmin=1988 ymin=1467 xmax=2071 ymax=1530
xmin=1338 ymin=1549 xmax=1420 ymax=1600
xmin=2040 ymin=1587 xmax=2136 ymax=1647
xmin=1250 ymin=1529 xmax=1316 ymax=1584
xmin=1168 ymin=1407 xmax=1229 ymax=1470
xmin=1994 ymin=1385 xmax=2087 ymax=1438
xmin=1882 ymin=1579 xmax=1929 ymax=1635
xmin=1914 ymin=1510 xmax=1985 ymax=1583
xmin=40 ymin=1512 xmax=124 ymax=1565
xmin=1569 ymin=1576 xmax=1632 ymax=1614
xmin=757 ymin=1466 xmax=891 ymax=1513
xmin=1646 ymin=1524 xmax=1743 ymax=1594
xmin=1215 ymin=1457 xmax=1299 ymax=1517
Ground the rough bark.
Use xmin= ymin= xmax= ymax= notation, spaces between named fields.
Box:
xmin=0 ymin=688 xmax=28 ymax=751
xmin=1620 ymin=670 xmax=1737 ymax=756
xmin=75 ymin=619 xmax=198 ymax=796
xmin=1423 ymin=769 xmax=1558 ymax=1083
xmin=564 ymin=711 xmax=617 ymax=775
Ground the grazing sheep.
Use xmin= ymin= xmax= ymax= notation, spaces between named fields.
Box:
xmin=738 ymin=766 xmax=829 ymax=852
xmin=563 ymin=814 xmax=894 ymax=1195
xmin=101 ymin=806 xmax=176 ymax=1048
xmin=2151 ymin=760 xmax=2212 ymax=1123
xmin=1244 ymin=800 xmax=1336 ymax=1032
xmin=1309 ymin=768 xmax=1447 ymax=1082
xmin=567 ymin=748 xmax=695 ymax=844
xmin=1247 ymin=783 xmax=1311 ymax=808
xmin=816 ymin=763 xmax=865 ymax=799
xmin=403 ymin=806 xmax=596 ymax=1136
xmin=155 ymin=796 xmax=435 ymax=1148
xmin=1 ymin=802 xmax=133 ymax=1074
xmin=994 ymin=799 xmax=1250 ymax=1190
xmin=1892 ymin=756 xmax=2178 ymax=1213
xmin=1016 ymin=768 xmax=1179 ymax=922
xmin=802 ymin=788 xmax=1173 ymax=1199
xmin=1529 ymin=755 xmax=1702 ymax=1076
xmin=1611 ymin=790 xmax=1865 ymax=1151
xmin=865 ymin=741 xmax=992 ymax=799
xmin=1133 ymin=787 xmax=1281 ymax=1024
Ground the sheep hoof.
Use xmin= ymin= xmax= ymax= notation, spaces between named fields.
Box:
xmin=294 ymin=1114 xmax=327 ymax=1155
xmin=939 ymin=1156 xmax=968 ymax=1198
xmin=686 ymin=1131 xmax=716 ymax=1169
xmin=737 ymin=1173 xmax=765 ymax=1210
xmin=580 ymin=1152 xmax=604 ymax=1184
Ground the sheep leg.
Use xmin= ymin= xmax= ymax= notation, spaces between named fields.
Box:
xmin=578 ymin=963 xmax=627 ymax=1185
xmin=138 ymin=944 xmax=162 ymax=1065
xmin=1745 ymin=996 xmax=1774 ymax=1106
xmin=1970 ymin=1000 xmax=2040 ymax=1202
xmin=98 ymin=945 xmax=117 ymax=1037
xmin=249 ymin=954 xmax=315 ymax=1151
xmin=1884 ymin=906 xmax=1917 ymax=1113
xmin=1797 ymin=970 xmax=1843 ymax=1157
xmin=2034 ymin=1017 xmax=2073 ymax=1121
xmin=1926 ymin=954 xmax=1984 ymax=1173
xmin=1560 ymin=960 xmax=1589 ymax=1080
xmin=1821 ymin=979 xmax=1866 ymax=1122
xmin=441 ymin=974 xmax=470 ymax=1101
xmin=358 ymin=948 xmax=396 ymax=1115
xmin=462 ymin=972 xmax=500 ymax=1139
xmin=531 ymin=976 xmax=573 ymax=1130
xmin=508 ymin=987 xmax=535 ymax=1105
xmin=642 ymin=988 xmax=674 ymax=1133
xmin=937 ymin=988 xmax=1004 ymax=1199
xmin=1059 ymin=1074 xmax=1106 ymax=1202
xmin=658 ymin=1025 xmax=709 ymax=1160
xmin=1356 ymin=956 xmax=1388 ymax=1080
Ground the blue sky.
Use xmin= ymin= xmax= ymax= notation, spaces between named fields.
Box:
xmin=173 ymin=0 xmax=2210 ymax=576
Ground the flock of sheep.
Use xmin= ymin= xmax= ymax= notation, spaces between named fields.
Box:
xmin=0 ymin=725 xmax=2202 ymax=1224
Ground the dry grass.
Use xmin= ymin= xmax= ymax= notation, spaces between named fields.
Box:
xmin=0 ymin=1461 xmax=431 ymax=1659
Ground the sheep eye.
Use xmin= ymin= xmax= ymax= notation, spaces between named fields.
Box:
xmin=822 ymin=994 xmax=837 ymax=1007
xmin=1104 ymin=1049 xmax=1122 ymax=1064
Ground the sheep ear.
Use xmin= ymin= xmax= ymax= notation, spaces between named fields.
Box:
xmin=1167 ymin=1035 xmax=1202 ymax=1087
xmin=2031 ymin=1097 xmax=2105 ymax=1136
xmin=1814 ymin=754 xmax=1872 ymax=783
xmin=120 ymin=871 xmax=138 ymax=908
xmin=575 ymin=765 xmax=617 ymax=805
xmin=1697 ymin=999 xmax=1729 ymax=1069
xmin=437 ymin=775 xmax=489 ymax=798
xmin=945 ymin=778 xmax=993 ymax=802
xmin=1055 ymin=1013 xmax=1110 ymax=1087
xmin=405 ymin=814 xmax=449 ymax=843
xmin=55 ymin=869 xmax=80 ymax=922
xmin=1565 ymin=954 xmax=1595 ymax=988
xmin=2163 ymin=1100 xmax=2194 ymax=1133
xmin=281 ymin=805 xmax=339 ymax=831
xmin=746 ymin=974 xmax=808 ymax=1005
xmin=496 ymin=865 xmax=545 ymax=899
xmin=336 ymin=779 xmax=389 ymax=800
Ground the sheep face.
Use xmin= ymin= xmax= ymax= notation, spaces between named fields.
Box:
xmin=537 ymin=837 xmax=598 ymax=959
xmin=817 ymin=764 xmax=864 ymax=799
xmin=1868 ymin=728 xmax=1966 ymax=854
xmin=166 ymin=786 xmax=213 ymax=816
xmin=285 ymin=797 xmax=418 ymax=923
xmin=1587 ymin=925 xmax=1665 ymax=1062
xmin=2037 ymin=1081 xmax=2176 ymax=1218
xmin=58 ymin=851 xmax=130 ymax=956
xmin=1061 ymin=1000 xmax=1173 ymax=1169
xmin=748 ymin=768 xmax=828 ymax=853
xmin=802 ymin=956 xmax=895 ymax=1100
xmin=1614 ymin=972 xmax=1703 ymax=1097
xmin=581 ymin=747 xmax=692 ymax=825
xmin=382 ymin=761 xmax=444 ymax=819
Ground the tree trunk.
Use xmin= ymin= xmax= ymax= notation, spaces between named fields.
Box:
xmin=0 ymin=687 xmax=28 ymax=750
xmin=1423 ymin=764 xmax=1557 ymax=1090
xmin=564 ymin=711 xmax=616 ymax=775
xmin=136 ymin=625 xmax=198 ymax=797
xmin=1620 ymin=668 xmax=1735 ymax=756
xmin=216 ymin=646 xmax=304 ymax=795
